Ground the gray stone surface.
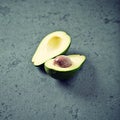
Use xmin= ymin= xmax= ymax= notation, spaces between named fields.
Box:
xmin=0 ymin=0 xmax=120 ymax=120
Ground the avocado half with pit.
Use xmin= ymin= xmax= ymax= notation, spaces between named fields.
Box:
xmin=44 ymin=54 xmax=86 ymax=80
xmin=32 ymin=31 xmax=71 ymax=66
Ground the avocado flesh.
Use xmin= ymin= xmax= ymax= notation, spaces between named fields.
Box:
xmin=44 ymin=55 xmax=86 ymax=80
xmin=32 ymin=31 xmax=71 ymax=66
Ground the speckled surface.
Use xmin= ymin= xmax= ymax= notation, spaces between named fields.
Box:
xmin=0 ymin=0 xmax=120 ymax=120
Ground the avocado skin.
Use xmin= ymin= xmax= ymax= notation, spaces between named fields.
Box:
xmin=44 ymin=67 xmax=77 ymax=80
xmin=44 ymin=59 xmax=86 ymax=80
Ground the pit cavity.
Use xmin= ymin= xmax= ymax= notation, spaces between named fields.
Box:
xmin=47 ymin=36 xmax=62 ymax=50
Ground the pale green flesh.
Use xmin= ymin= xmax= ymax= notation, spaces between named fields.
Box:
xmin=45 ymin=55 xmax=86 ymax=72
xmin=32 ymin=31 xmax=71 ymax=66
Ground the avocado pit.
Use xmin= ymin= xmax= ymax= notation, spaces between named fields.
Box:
xmin=54 ymin=55 xmax=72 ymax=68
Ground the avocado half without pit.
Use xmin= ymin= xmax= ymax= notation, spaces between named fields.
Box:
xmin=32 ymin=31 xmax=71 ymax=66
xmin=44 ymin=54 xmax=86 ymax=80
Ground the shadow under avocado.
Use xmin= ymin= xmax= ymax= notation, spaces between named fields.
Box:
xmin=56 ymin=59 xmax=98 ymax=99
xmin=37 ymin=64 xmax=47 ymax=74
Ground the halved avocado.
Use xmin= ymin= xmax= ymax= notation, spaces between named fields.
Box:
xmin=32 ymin=31 xmax=71 ymax=66
xmin=44 ymin=54 xmax=86 ymax=80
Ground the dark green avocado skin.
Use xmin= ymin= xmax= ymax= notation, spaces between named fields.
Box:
xmin=44 ymin=67 xmax=77 ymax=80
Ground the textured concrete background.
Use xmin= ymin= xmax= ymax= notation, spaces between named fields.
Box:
xmin=0 ymin=0 xmax=120 ymax=120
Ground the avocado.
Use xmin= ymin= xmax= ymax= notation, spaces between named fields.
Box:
xmin=44 ymin=54 xmax=86 ymax=80
xmin=32 ymin=31 xmax=71 ymax=66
